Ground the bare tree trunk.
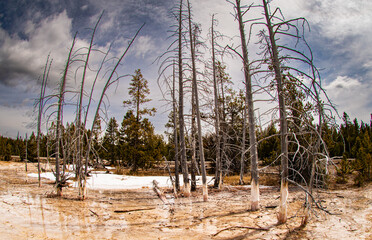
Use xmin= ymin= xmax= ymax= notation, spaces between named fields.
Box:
xmin=25 ymin=133 xmax=28 ymax=173
xmin=164 ymin=156 xmax=177 ymax=196
xmin=303 ymin=70 xmax=324 ymax=224
xmin=55 ymin=33 xmax=77 ymax=196
xmin=236 ymin=0 xmax=259 ymax=210
xmin=211 ymin=15 xmax=222 ymax=189
xmin=220 ymin=76 xmax=227 ymax=183
xmin=240 ymin=105 xmax=247 ymax=185
xmin=187 ymin=0 xmax=208 ymax=201
xmin=262 ymin=0 xmax=289 ymax=223
xmin=191 ymin=94 xmax=197 ymax=192
xmin=36 ymin=55 xmax=50 ymax=187
xmin=82 ymin=24 xmax=145 ymax=200
xmin=76 ymin=13 xmax=103 ymax=199
xmin=178 ymin=0 xmax=190 ymax=197
xmin=172 ymin=63 xmax=180 ymax=191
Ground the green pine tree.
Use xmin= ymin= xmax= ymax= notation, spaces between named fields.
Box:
xmin=102 ymin=117 xmax=119 ymax=165
xmin=120 ymin=69 xmax=163 ymax=172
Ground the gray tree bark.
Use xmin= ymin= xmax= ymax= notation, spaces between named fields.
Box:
xmin=76 ymin=13 xmax=103 ymax=199
xmin=187 ymin=0 xmax=208 ymax=201
xmin=37 ymin=55 xmax=51 ymax=187
xmin=55 ymin=33 xmax=77 ymax=196
xmin=262 ymin=0 xmax=289 ymax=223
xmin=172 ymin=63 xmax=180 ymax=191
xmin=235 ymin=0 xmax=260 ymax=210
xmin=178 ymin=0 xmax=190 ymax=197
xmin=240 ymin=104 xmax=247 ymax=185
xmin=211 ymin=15 xmax=223 ymax=189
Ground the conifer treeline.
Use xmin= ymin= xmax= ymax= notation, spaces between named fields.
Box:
xmin=1 ymin=111 xmax=371 ymax=184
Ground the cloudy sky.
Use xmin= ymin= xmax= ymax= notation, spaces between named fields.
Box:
xmin=0 ymin=0 xmax=371 ymax=138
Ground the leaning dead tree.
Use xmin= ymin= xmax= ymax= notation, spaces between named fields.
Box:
xmin=261 ymin=0 xmax=289 ymax=222
xmin=246 ymin=0 xmax=337 ymax=223
xmin=186 ymin=0 xmax=208 ymax=201
xmin=210 ymin=14 xmax=222 ymax=189
xmin=156 ymin=0 xmax=191 ymax=195
xmin=39 ymin=15 xmax=144 ymax=199
xmin=55 ymin=33 xmax=77 ymax=196
xmin=81 ymin=23 xmax=145 ymax=200
xmin=35 ymin=54 xmax=52 ymax=187
xmin=227 ymin=0 xmax=260 ymax=211
xmin=76 ymin=12 xmax=104 ymax=199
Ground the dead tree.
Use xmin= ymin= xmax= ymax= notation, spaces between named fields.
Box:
xmin=172 ymin=63 xmax=180 ymax=191
xmin=247 ymin=0 xmax=337 ymax=223
xmin=261 ymin=0 xmax=289 ymax=222
xmin=228 ymin=0 xmax=260 ymax=211
xmin=155 ymin=0 xmax=190 ymax=194
xmin=36 ymin=54 xmax=52 ymax=187
xmin=216 ymin=62 xmax=231 ymax=184
xmin=191 ymin=88 xmax=197 ymax=191
xmin=81 ymin=23 xmax=145 ymax=199
xmin=177 ymin=0 xmax=191 ymax=197
xmin=210 ymin=14 xmax=223 ymax=189
xmin=76 ymin=12 xmax=104 ymax=199
xmin=54 ymin=33 xmax=77 ymax=196
xmin=187 ymin=0 xmax=208 ymax=201
xmin=240 ymin=101 xmax=247 ymax=185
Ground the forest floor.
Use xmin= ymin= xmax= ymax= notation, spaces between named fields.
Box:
xmin=0 ymin=161 xmax=371 ymax=240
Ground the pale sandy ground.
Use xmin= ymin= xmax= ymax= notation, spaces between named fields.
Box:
xmin=0 ymin=161 xmax=371 ymax=240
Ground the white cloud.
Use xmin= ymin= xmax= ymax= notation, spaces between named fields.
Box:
xmin=325 ymin=76 xmax=361 ymax=90
xmin=0 ymin=105 xmax=33 ymax=138
xmin=81 ymin=5 xmax=89 ymax=11
xmin=0 ymin=11 xmax=73 ymax=87
xmin=273 ymin=0 xmax=372 ymax=40
xmin=133 ymin=35 xmax=156 ymax=59
xmin=325 ymin=76 xmax=371 ymax=122
xmin=0 ymin=10 xmax=116 ymax=136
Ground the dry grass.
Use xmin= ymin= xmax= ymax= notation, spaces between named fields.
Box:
xmin=113 ymin=166 xmax=170 ymax=176
xmin=224 ymin=173 xmax=280 ymax=186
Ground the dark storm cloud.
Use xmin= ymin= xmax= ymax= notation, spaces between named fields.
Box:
xmin=0 ymin=10 xmax=73 ymax=88
xmin=0 ymin=0 xmax=95 ymax=36
xmin=0 ymin=0 xmax=94 ymax=88
xmin=0 ymin=0 xmax=175 ymax=87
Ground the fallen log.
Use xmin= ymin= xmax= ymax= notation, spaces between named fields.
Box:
xmin=152 ymin=180 xmax=168 ymax=204
xmin=89 ymin=209 xmax=99 ymax=217
xmin=213 ymin=225 xmax=270 ymax=237
xmin=163 ymin=156 xmax=177 ymax=198
xmin=114 ymin=208 xmax=155 ymax=213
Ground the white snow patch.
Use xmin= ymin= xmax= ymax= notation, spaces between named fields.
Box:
xmin=29 ymin=172 xmax=213 ymax=190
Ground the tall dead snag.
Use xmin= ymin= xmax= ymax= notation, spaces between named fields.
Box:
xmin=256 ymin=0 xmax=336 ymax=223
xmin=216 ymin=62 xmax=230 ymax=186
xmin=230 ymin=0 xmax=260 ymax=210
xmin=187 ymin=0 xmax=208 ymax=201
xmin=156 ymin=1 xmax=187 ymax=193
xmin=55 ymin=33 xmax=77 ymax=196
xmin=178 ymin=0 xmax=191 ymax=197
xmin=190 ymin=90 xmax=197 ymax=191
xmin=240 ymin=102 xmax=247 ymax=185
xmin=172 ymin=63 xmax=180 ymax=191
xmin=211 ymin=14 xmax=222 ymax=189
xmin=262 ymin=0 xmax=289 ymax=222
xmin=76 ymin=12 xmax=103 ymax=199
xmin=81 ymin=23 xmax=145 ymax=200
xmin=36 ymin=54 xmax=52 ymax=187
